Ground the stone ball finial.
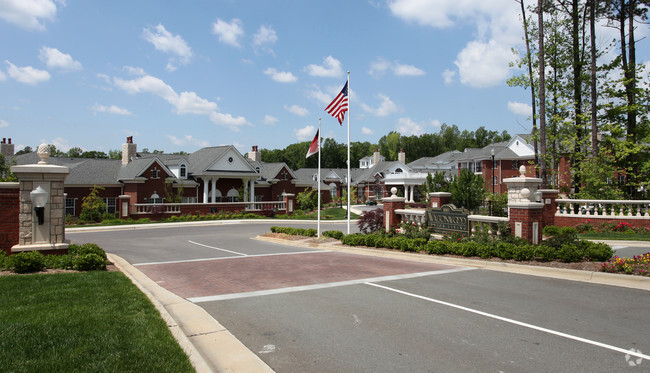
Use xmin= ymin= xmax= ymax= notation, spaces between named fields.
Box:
xmin=519 ymin=164 xmax=526 ymax=177
xmin=391 ymin=187 xmax=398 ymax=197
xmin=37 ymin=143 xmax=51 ymax=164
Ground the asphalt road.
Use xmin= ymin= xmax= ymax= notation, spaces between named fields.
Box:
xmin=68 ymin=222 xmax=650 ymax=372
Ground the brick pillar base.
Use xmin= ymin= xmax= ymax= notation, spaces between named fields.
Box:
xmin=429 ymin=192 xmax=451 ymax=208
xmin=118 ymin=195 xmax=131 ymax=219
xmin=283 ymin=193 xmax=295 ymax=216
xmin=509 ymin=206 xmax=543 ymax=244
xmin=539 ymin=189 xmax=559 ymax=228
xmin=383 ymin=187 xmax=405 ymax=232
xmin=0 ymin=183 xmax=20 ymax=254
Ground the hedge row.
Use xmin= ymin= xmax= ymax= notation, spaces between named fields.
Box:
xmin=340 ymin=232 xmax=613 ymax=263
xmin=270 ymin=226 xmax=317 ymax=237
xmin=0 ymin=243 xmax=108 ymax=274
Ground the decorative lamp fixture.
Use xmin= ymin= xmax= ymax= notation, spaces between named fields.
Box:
xmin=30 ymin=186 xmax=49 ymax=225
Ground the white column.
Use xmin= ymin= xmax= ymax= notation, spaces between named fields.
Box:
xmin=250 ymin=179 xmax=255 ymax=202
xmin=243 ymin=178 xmax=249 ymax=202
xmin=210 ymin=178 xmax=216 ymax=203
xmin=404 ymin=185 xmax=409 ymax=202
xmin=410 ymin=185 xmax=415 ymax=202
xmin=203 ymin=178 xmax=208 ymax=203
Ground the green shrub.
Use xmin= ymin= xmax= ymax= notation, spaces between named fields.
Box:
xmin=0 ymin=250 xmax=7 ymax=269
xmin=341 ymin=234 xmax=366 ymax=246
xmin=73 ymin=253 xmax=107 ymax=271
xmin=8 ymin=251 xmax=46 ymax=273
xmin=323 ymin=230 xmax=344 ymax=240
xmin=582 ymin=241 xmax=614 ymax=262
xmin=69 ymin=243 xmax=107 ymax=260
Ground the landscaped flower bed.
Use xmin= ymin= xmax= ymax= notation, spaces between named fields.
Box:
xmin=601 ymin=253 xmax=650 ymax=276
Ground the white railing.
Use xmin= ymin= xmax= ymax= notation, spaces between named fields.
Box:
xmin=395 ymin=208 xmax=427 ymax=226
xmin=132 ymin=204 xmax=181 ymax=214
xmin=131 ymin=201 xmax=286 ymax=214
xmin=468 ymin=215 xmax=509 ymax=237
xmin=556 ymin=199 xmax=650 ymax=219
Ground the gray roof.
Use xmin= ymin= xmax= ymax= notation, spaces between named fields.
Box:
xmin=187 ymin=146 xmax=230 ymax=174
xmin=407 ymin=150 xmax=462 ymax=170
xmin=12 ymin=153 xmax=122 ymax=185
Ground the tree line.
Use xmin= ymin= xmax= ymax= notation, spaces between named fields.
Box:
xmin=260 ymin=124 xmax=511 ymax=170
xmin=509 ymin=0 xmax=649 ymax=199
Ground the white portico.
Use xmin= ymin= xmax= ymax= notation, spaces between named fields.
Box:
xmin=188 ymin=146 xmax=259 ymax=204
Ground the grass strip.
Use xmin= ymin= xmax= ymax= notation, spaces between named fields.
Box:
xmin=577 ymin=232 xmax=650 ymax=241
xmin=0 ymin=271 xmax=194 ymax=373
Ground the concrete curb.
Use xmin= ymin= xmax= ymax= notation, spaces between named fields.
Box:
xmin=108 ymin=254 xmax=274 ymax=373
xmin=253 ymin=236 xmax=650 ymax=292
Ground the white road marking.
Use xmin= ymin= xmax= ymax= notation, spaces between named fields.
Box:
xmin=133 ymin=250 xmax=328 ymax=266
xmin=366 ymin=282 xmax=650 ymax=362
xmin=188 ymin=240 xmax=248 ymax=256
xmin=259 ymin=344 xmax=276 ymax=354
xmin=188 ymin=267 xmax=475 ymax=303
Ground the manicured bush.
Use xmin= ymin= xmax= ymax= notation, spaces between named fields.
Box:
xmin=323 ymin=230 xmax=344 ymax=240
xmin=73 ymin=253 xmax=107 ymax=271
xmin=7 ymin=251 xmax=46 ymax=273
xmin=341 ymin=233 xmax=366 ymax=246
xmin=69 ymin=243 xmax=107 ymax=260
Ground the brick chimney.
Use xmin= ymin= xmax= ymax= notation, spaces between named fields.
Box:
xmin=398 ymin=148 xmax=406 ymax=164
xmin=373 ymin=148 xmax=380 ymax=166
xmin=122 ymin=136 xmax=137 ymax=165
xmin=247 ymin=145 xmax=261 ymax=162
xmin=1 ymin=138 xmax=14 ymax=159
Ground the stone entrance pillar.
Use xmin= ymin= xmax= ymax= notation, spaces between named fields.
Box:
xmin=429 ymin=192 xmax=451 ymax=208
xmin=282 ymin=193 xmax=295 ymax=216
xmin=11 ymin=144 xmax=70 ymax=254
xmin=503 ymin=166 xmax=544 ymax=244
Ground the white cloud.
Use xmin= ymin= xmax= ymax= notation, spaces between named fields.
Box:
xmin=455 ymin=40 xmax=513 ymax=88
xmin=394 ymin=63 xmax=425 ymax=76
xmin=46 ymin=136 xmax=71 ymax=152
xmin=431 ymin=119 xmax=442 ymax=128
xmin=0 ymin=119 xmax=8 ymax=128
xmin=362 ymin=126 xmax=373 ymax=135
xmin=284 ymin=104 xmax=309 ymax=116
xmin=396 ymin=117 xmax=427 ymax=136
xmin=5 ymin=60 xmax=50 ymax=85
xmin=166 ymin=134 xmax=209 ymax=147
xmin=369 ymin=58 xmax=391 ymax=76
xmin=90 ymin=103 xmax=133 ymax=116
xmin=508 ymin=101 xmax=532 ymax=117
xmin=0 ymin=0 xmax=58 ymax=30
xmin=123 ymin=66 xmax=146 ymax=76
xmin=361 ymin=94 xmax=399 ymax=117
xmin=253 ymin=25 xmax=277 ymax=54
xmin=212 ymin=18 xmax=244 ymax=47
xmin=263 ymin=115 xmax=278 ymax=125
xmin=306 ymin=85 xmax=333 ymax=105
xmin=142 ymin=24 xmax=192 ymax=71
xmin=39 ymin=46 xmax=82 ymax=71
xmin=113 ymin=73 xmax=248 ymax=130
xmin=442 ymin=69 xmax=456 ymax=85
xmin=305 ymin=56 xmax=343 ymax=78
xmin=264 ymin=68 xmax=297 ymax=83
xmin=389 ymin=0 xmax=521 ymax=87
xmin=369 ymin=57 xmax=424 ymax=77
xmin=295 ymin=125 xmax=315 ymax=141
xmin=0 ymin=69 xmax=5 ymax=81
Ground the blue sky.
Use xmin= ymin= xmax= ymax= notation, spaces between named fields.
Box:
xmin=0 ymin=0 xmax=647 ymax=155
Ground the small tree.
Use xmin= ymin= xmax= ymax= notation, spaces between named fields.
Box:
xmin=449 ymin=169 xmax=485 ymax=212
xmin=296 ymin=188 xmax=319 ymax=211
xmin=163 ymin=182 xmax=184 ymax=203
xmin=342 ymin=185 xmax=358 ymax=205
xmin=0 ymin=154 xmax=17 ymax=182
xmin=357 ymin=208 xmax=384 ymax=234
xmin=419 ymin=171 xmax=451 ymax=202
xmin=79 ymin=186 xmax=106 ymax=223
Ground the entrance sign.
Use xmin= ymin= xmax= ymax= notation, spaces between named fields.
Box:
xmin=426 ymin=204 xmax=469 ymax=235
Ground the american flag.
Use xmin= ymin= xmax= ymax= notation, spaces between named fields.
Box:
xmin=324 ymin=81 xmax=348 ymax=125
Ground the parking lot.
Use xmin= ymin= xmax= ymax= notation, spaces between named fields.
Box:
xmin=69 ymin=222 xmax=650 ymax=372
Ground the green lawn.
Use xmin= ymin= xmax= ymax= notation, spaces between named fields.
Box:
xmin=0 ymin=271 xmax=194 ymax=373
xmin=293 ymin=207 xmax=360 ymax=220
xmin=577 ymin=232 xmax=650 ymax=241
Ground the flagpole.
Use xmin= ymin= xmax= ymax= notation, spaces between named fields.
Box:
xmin=317 ymin=117 xmax=322 ymax=238
xmin=346 ymin=71 xmax=351 ymax=234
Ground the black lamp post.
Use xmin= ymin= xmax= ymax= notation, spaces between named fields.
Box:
xmin=490 ymin=148 xmax=495 ymax=216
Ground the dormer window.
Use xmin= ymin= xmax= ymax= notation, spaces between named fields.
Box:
xmin=180 ymin=164 xmax=186 ymax=178
xmin=152 ymin=168 xmax=159 ymax=179
xmin=281 ymin=171 xmax=288 ymax=180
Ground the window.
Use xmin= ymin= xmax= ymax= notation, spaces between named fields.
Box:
xmin=65 ymin=198 xmax=75 ymax=216
xmin=475 ymin=161 xmax=482 ymax=173
xmin=512 ymin=160 xmax=518 ymax=170
xmin=152 ymin=168 xmax=159 ymax=179
xmin=181 ymin=197 xmax=197 ymax=203
xmin=226 ymin=188 xmax=239 ymax=202
xmin=281 ymin=171 xmax=288 ymax=180
xmin=329 ymin=183 xmax=337 ymax=198
xmin=180 ymin=164 xmax=186 ymax=178
xmin=103 ymin=198 xmax=116 ymax=214
xmin=493 ymin=176 xmax=498 ymax=185
xmin=394 ymin=168 xmax=403 ymax=174
xmin=146 ymin=193 xmax=163 ymax=204
xmin=618 ymin=174 xmax=626 ymax=185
